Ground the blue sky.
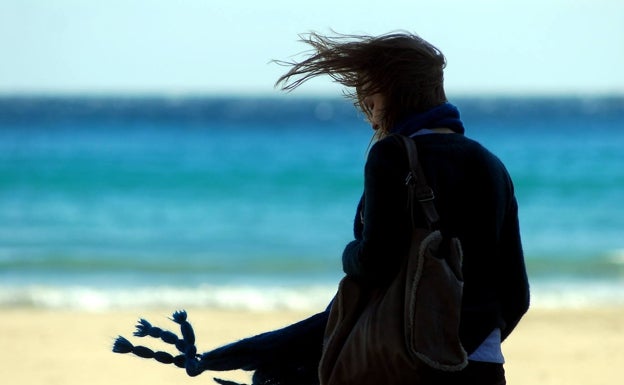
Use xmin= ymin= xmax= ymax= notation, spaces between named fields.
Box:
xmin=1 ymin=0 xmax=623 ymax=96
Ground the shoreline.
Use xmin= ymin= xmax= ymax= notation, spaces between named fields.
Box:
xmin=3 ymin=278 xmax=624 ymax=311
xmin=2 ymin=306 xmax=623 ymax=385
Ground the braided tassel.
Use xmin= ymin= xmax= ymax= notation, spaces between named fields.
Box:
xmin=170 ymin=310 xmax=205 ymax=377
xmin=112 ymin=310 xmax=218 ymax=378
xmin=134 ymin=318 xmax=187 ymax=352
xmin=113 ymin=308 xmax=327 ymax=384
xmin=171 ymin=310 xmax=195 ymax=346
xmin=112 ymin=336 xmax=186 ymax=367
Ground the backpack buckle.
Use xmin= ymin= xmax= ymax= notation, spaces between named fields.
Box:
xmin=404 ymin=171 xmax=416 ymax=186
xmin=416 ymin=186 xmax=435 ymax=202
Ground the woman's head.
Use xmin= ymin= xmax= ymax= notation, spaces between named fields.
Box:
xmin=275 ymin=31 xmax=447 ymax=134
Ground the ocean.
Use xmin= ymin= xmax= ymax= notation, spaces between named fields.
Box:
xmin=1 ymin=95 xmax=623 ymax=311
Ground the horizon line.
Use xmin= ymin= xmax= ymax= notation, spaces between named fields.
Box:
xmin=1 ymin=89 xmax=623 ymax=99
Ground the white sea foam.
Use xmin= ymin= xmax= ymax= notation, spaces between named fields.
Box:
xmin=2 ymin=279 xmax=624 ymax=312
xmin=529 ymin=279 xmax=624 ymax=309
xmin=0 ymin=284 xmax=337 ymax=312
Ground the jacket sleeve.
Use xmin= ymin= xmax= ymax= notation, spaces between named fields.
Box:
xmin=499 ymin=184 xmax=530 ymax=341
xmin=342 ymin=138 xmax=412 ymax=286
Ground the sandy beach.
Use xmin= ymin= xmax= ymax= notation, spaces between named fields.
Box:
xmin=2 ymin=306 xmax=623 ymax=385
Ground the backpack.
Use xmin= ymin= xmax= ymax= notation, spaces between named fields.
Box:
xmin=318 ymin=134 xmax=467 ymax=385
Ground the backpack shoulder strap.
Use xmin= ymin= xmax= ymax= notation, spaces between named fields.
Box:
xmin=394 ymin=134 xmax=440 ymax=229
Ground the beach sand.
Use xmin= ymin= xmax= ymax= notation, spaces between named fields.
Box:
xmin=2 ymin=307 xmax=623 ymax=385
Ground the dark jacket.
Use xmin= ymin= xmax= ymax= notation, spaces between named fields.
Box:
xmin=342 ymin=133 xmax=530 ymax=353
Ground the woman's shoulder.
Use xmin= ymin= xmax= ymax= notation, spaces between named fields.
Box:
xmin=364 ymin=135 xmax=411 ymax=176
xmin=369 ymin=133 xmax=506 ymax=170
xmin=371 ymin=134 xmax=405 ymax=150
xmin=368 ymin=135 xmax=406 ymax=160
xmin=414 ymin=133 xmax=503 ymax=163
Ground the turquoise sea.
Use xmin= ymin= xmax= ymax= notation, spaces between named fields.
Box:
xmin=1 ymin=95 xmax=623 ymax=310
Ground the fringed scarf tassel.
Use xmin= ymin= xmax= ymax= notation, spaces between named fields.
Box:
xmin=112 ymin=309 xmax=327 ymax=385
xmin=112 ymin=310 xmax=205 ymax=377
xmin=112 ymin=335 xmax=186 ymax=367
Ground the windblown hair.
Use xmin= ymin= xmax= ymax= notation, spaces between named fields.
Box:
xmin=275 ymin=31 xmax=448 ymax=132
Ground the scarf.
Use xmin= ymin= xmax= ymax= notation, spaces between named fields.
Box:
xmin=391 ymin=102 xmax=465 ymax=136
